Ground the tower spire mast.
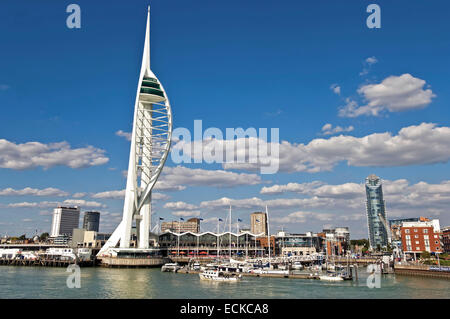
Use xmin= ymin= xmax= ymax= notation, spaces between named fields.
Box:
xmin=140 ymin=5 xmax=151 ymax=77
xmin=98 ymin=7 xmax=172 ymax=257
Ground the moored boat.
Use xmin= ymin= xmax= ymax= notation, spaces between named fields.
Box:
xmin=199 ymin=269 xmax=242 ymax=282
xmin=319 ymin=274 xmax=344 ymax=281
xmin=291 ymin=261 xmax=304 ymax=270
xmin=161 ymin=262 xmax=181 ymax=272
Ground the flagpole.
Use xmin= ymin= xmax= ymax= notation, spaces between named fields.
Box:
xmin=246 ymin=232 xmax=248 ymax=260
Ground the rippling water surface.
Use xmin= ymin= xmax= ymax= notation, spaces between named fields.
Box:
xmin=0 ymin=266 xmax=448 ymax=299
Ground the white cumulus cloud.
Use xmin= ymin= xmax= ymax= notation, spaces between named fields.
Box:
xmin=160 ymin=166 xmax=262 ymax=188
xmin=0 ymin=139 xmax=109 ymax=170
xmin=321 ymin=123 xmax=354 ymax=136
xmin=0 ymin=187 xmax=69 ymax=197
xmin=340 ymin=74 xmax=436 ymax=117
xmin=115 ymin=130 xmax=132 ymax=141
xmin=209 ymin=123 xmax=450 ymax=173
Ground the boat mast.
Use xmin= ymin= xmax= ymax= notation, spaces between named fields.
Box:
xmin=266 ymin=205 xmax=271 ymax=266
xmin=217 ymin=219 xmax=220 ymax=259
xmin=177 ymin=218 xmax=180 ymax=256
xmin=229 ymin=205 xmax=232 ymax=259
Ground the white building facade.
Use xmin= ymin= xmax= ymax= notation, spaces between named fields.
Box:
xmin=50 ymin=206 xmax=80 ymax=237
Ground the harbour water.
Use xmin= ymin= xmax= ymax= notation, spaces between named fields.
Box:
xmin=0 ymin=266 xmax=448 ymax=299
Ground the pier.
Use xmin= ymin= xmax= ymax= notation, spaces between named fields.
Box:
xmin=394 ymin=264 xmax=450 ymax=280
xmin=176 ymin=268 xmax=322 ymax=280
xmin=328 ymin=256 xmax=382 ymax=265
xmin=98 ymin=256 xmax=170 ymax=268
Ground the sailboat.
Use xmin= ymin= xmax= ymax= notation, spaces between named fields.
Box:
xmin=319 ymin=235 xmax=343 ymax=281
xmin=252 ymin=206 xmax=289 ymax=275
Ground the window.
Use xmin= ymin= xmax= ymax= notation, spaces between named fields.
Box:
xmin=415 ymin=235 xmax=419 ymax=238
xmin=416 ymin=247 xmax=420 ymax=250
xmin=414 ymin=229 xmax=418 ymax=233
xmin=405 ymin=229 xmax=410 ymax=234
xmin=423 ymin=229 xmax=428 ymax=234
xmin=415 ymin=241 xmax=419 ymax=244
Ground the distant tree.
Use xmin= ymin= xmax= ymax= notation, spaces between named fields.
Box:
xmin=18 ymin=234 xmax=26 ymax=240
xmin=40 ymin=232 xmax=49 ymax=241
xmin=385 ymin=243 xmax=393 ymax=252
xmin=421 ymin=251 xmax=431 ymax=259
xmin=350 ymin=239 xmax=369 ymax=247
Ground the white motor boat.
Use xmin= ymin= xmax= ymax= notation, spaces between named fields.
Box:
xmin=199 ymin=269 xmax=242 ymax=282
xmin=161 ymin=263 xmax=181 ymax=272
xmin=291 ymin=261 xmax=304 ymax=270
xmin=251 ymin=268 xmax=289 ymax=275
xmin=319 ymin=274 xmax=344 ymax=281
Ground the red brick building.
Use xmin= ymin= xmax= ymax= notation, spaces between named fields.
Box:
xmin=400 ymin=219 xmax=443 ymax=257
xmin=256 ymin=236 xmax=276 ymax=255
xmin=442 ymin=227 xmax=450 ymax=254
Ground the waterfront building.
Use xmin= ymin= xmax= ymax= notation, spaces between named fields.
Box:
xmin=390 ymin=218 xmax=420 ymax=239
xmin=400 ymin=218 xmax=443 ymax=259
xmin=275 ymin=232 xmax=323 ymax=256
xmin=50 ymin=206 xmax=80 ymax=237
xmin=161 ymin=218 xmax=201 ymax=233
xmin=389 ymin=217 xmax=421 ymax=252
xmin=53 ymin=234 xmax=70 ymax=245
xmin=256 ymin=236 xmax=277 ymax=255
xmin=98 ymin=7 xmax=173 ymax=257
xmin=82 ymin=211 xmax=100 ymax=232
xmin=365 ymin=174 xmax=389 ymax=249
xmin=321 ymin=227 xmax=350 ymax=255
xmin=158 ymin=231 xmax=263 ymax=257
xmin=250 ymin=212 xmax=268 ymax=236
xmin=443 ymin=226 xmax=450 ymax=253
xmin=72 ymin=228 xmax=111 ymax=249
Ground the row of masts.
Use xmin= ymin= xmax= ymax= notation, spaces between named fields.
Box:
xmin=164 ymin=205 xmax=273 ymax=264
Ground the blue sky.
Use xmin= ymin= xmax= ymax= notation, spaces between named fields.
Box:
xmin=0 ymin=0 xmax=449 ymax=238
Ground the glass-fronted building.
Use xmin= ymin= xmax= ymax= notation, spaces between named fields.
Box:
xmin=83 ymin=211 xmax=100 ymax=232
xmin=365 ymin=174 xmax=389 ymax=249
xmin=158 ymin=231 xmax=264 ymax=257
xmin=275 ymin=232 xmax=324 ymax=256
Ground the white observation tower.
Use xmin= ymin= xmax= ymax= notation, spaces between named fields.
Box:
xmin=98 ymin=7 xmax=172 ymax=257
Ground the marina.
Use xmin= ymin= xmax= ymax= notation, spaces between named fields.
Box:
xmin=0 ymin=2 xmax=449 ymax=303
xmin=0 ymin=265 xmax=448 ymax=299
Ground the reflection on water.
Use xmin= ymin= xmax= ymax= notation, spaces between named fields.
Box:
xmin=0 ymin=266 xmax=448 ymax=299
xmin=95 ymin=268 xmax=155 ymax=298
